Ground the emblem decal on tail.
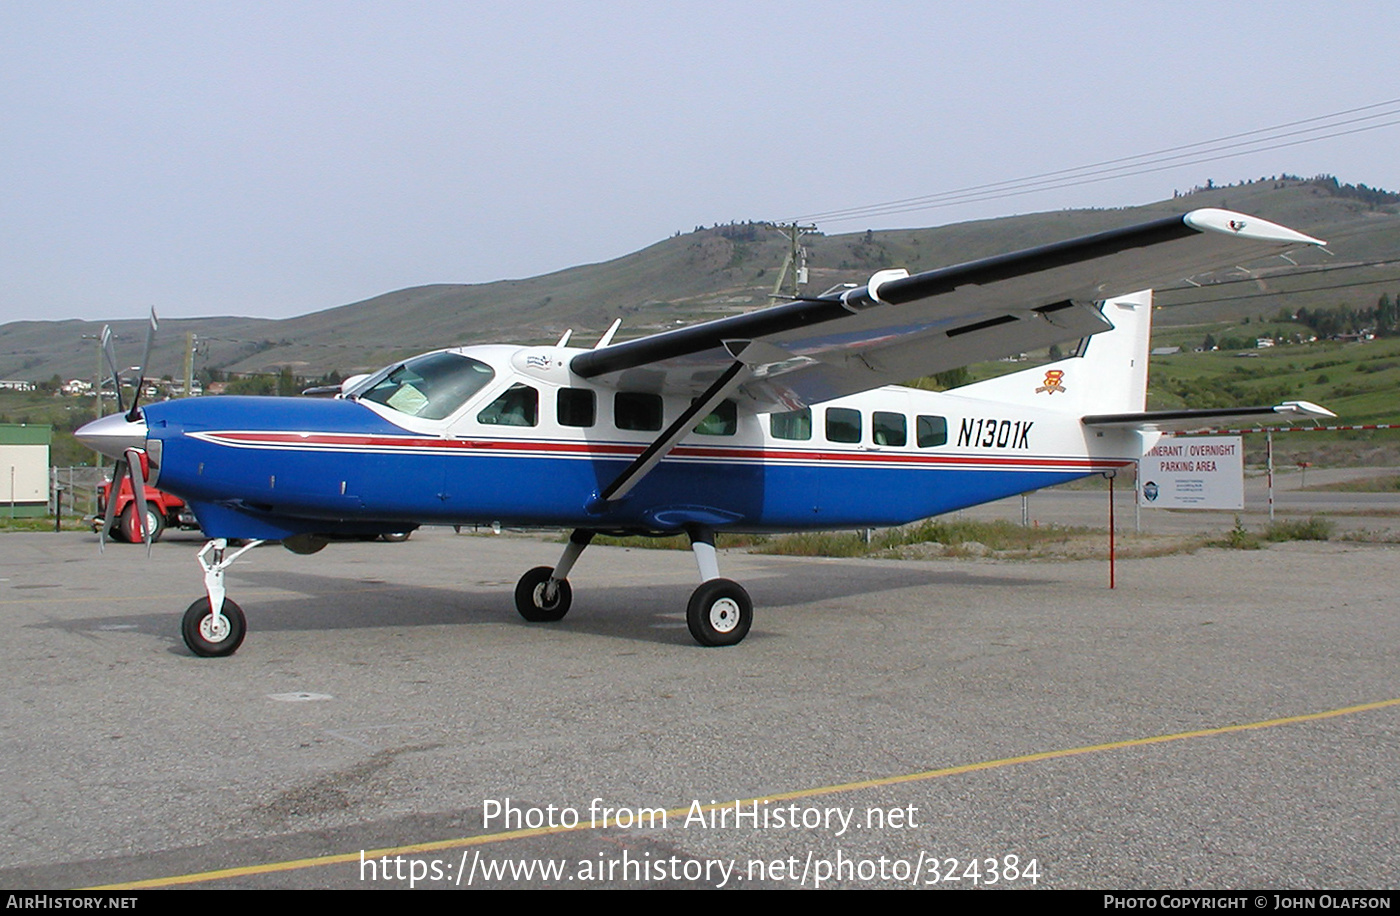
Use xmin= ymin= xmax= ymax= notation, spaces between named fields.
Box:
xmin=1035 ymin=369 xmax=1067 ymax=395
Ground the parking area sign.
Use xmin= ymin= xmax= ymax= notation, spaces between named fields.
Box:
xmin=1139 ymin=436 xmax=1244 ymax=510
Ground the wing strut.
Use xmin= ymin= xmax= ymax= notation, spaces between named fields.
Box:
xmin=597 ymin=358 xmax=754 ymax=505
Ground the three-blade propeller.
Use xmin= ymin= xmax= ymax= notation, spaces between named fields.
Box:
xmin=96 ymin=309 xmax=158 ymax=555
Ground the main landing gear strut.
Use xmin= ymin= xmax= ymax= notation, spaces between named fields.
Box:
xmin=513 ymin=526 xmax=753 ymax=647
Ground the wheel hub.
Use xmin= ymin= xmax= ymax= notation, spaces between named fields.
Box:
xmin=709 ymin=598 xmax=740 ymax=633
xmin=534 ymin=583 xmax=559 ymax=609
xmin=199 ymin=613 xmax=230 ymax=643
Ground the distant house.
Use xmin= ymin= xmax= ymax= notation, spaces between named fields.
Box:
xmin=1150 ymin=346 xmax=1180 ymax=356
xmin=0 ymin=380 xmax=36 ymax=391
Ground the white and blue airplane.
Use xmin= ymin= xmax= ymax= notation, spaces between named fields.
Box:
xmin=76 ymin=209 xmax=1333 ymax=655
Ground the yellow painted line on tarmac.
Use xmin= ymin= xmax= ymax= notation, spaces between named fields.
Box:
xmin=88 ymin=696 xmax=1400 ymax=889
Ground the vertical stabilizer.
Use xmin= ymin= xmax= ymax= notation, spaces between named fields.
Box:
xmin=949 ymin=290 xmax=1153 ymax=415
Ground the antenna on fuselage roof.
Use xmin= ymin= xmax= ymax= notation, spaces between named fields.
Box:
xmin=555 ymin=329 xmax=573 ymax=347
xmin=594 ymin=318 xmax=622 ymax=349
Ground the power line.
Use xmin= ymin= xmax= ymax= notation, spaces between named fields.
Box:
xmin=829 ymin=119 xmax=1400 ymax=223
xmin=1161 ymin=256 xmax=1400 ymax=291
xmin=1160 ymin=274 xmax=1400 ymax=306
xmin=789 ymin=99 xmax=1400 ymax=225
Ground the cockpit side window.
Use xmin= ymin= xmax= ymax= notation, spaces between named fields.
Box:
xmin=357 ymin=352 xmax=496 ymax=420
xmin=477 ymin=383 xmax=539 ymax=427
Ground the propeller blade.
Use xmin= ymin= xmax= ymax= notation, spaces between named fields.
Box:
xmin=99 ymin=457 xmax=125 ymax=553
xmin=100 ymin=325 xmax=125 ymax=414
xmin=124 ymin=447 xmax=153 ymax=557
xmin=126 ymin=309 xmax=158 ymax=421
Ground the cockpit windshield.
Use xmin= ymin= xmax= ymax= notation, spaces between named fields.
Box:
xmin=353 ymin=352 xmax=496 ymax=420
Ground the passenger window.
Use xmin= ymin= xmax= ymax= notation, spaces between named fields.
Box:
xmin=477 ymin=384 xmax=538 ymax=427
xmin=872 ymin=411 xmax=907 ymax=447
xmin=769 ymin=407 xmax=812 ymax=441
xmin=557 ymin=388 xmax=595 ymax=428
xmin=825 ymin=407 xmax=861 ymax=444
xmin=692 ymin=399 xmax=737 ymax=436
xmin=917 ymin=415 xmax=948 ymax=447
xmin=615 ymin=392 xmax=663 ymax=431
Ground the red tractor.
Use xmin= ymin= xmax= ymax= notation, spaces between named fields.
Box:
xmin=93 ymin=476 xmax=200 ymax=543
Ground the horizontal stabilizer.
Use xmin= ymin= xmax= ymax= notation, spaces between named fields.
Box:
xmin=1082 ymin=400 xmax=1335 ymax=432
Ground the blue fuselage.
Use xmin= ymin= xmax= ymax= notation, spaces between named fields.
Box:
xmin=141 ymin=385 xmax=1125 ymax=542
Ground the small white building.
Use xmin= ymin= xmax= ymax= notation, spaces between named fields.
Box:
xmin=0 ymin=424 xmax=51 ymax=518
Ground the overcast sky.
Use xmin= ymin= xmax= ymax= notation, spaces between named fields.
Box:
xmin=3 ymin=1 xmax=1398 ymax=326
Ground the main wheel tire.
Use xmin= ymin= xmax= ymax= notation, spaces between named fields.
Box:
xmin=380 ymin=531 xmax=411 ymax=542
xmin=181 ymin=597 xmax=247 ymax=657
xmin=120 ymin=504 xmax=165 ymax=544
xmin=514 ymin=566 xmax=571 ymax=622
xmin=686 ymin=579 xmax=752 ymax=647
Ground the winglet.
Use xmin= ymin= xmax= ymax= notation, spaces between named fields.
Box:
xmin=1275 ymin=400 xmax=1336 ymax=421
xmin=1183 ymin=209 xmax=1325 ymax=247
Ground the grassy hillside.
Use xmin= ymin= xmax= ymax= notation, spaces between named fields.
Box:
xmin=0 ymin=315 xmax=278 ymax=390
xmin=3 ymin=175 xmax=1397 ymax=385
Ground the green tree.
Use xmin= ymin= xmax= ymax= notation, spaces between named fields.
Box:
xmin=932 ymin=366 xmax=971 ymax=389
xmin=276 ymin=367 xmax=298 ymax=397
xmin=1377 ymin=293 xmax=1395 ymax=336
xmin=226 ymin=374 xmax=275 ymax=396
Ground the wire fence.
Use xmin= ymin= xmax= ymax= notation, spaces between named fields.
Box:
xmin=49 ymin=466 xmax=108 ymax=519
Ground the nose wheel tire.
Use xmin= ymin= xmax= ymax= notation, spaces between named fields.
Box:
xmin=686 ymin=579 xmax=752 ymax=647
xmin=181 ymin=597 xmax=247 ymax=657
xmin=515 ymin=566 xmax=572 ymax=622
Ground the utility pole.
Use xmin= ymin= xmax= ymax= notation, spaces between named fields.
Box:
xmin=79 ymin=330 xmax=106 ymax=474
xmin=80 ymin=332 xmax=105 ymax=421
xmin=183 ymin=331 xmax=196 ymax=397
xmin=768 ymin=222 xmax=817 ymax=300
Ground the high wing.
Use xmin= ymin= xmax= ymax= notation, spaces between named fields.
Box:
xmin=570 ymin=209 xmax=1324 ymax=409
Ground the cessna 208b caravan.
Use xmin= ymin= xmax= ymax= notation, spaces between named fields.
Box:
xmin=76 ymin=209 xmax=1333 ymax=656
